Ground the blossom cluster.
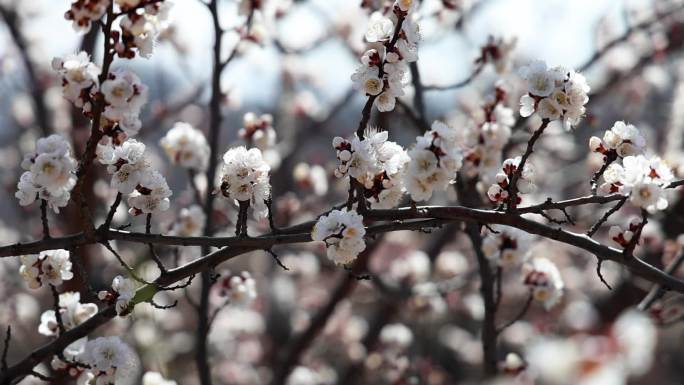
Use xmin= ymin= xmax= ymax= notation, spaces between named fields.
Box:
xmin=457 ymin=88 xmax=515 ymax=184
xmin=608 ymin=217 xmax=643 ymax=248
xmin=486 ymin=156 xmax=536 ymax=204
xmin=476 ymin=36 xmax=517 ymax=74
xmin=218 ymin=146 xmax=271 ymax=218
xmin=126 ymin=170 xmax=172 ymax=216
xmin=522 ymin=257 xmax=564 ymax=309
xmin=38 ymin=292 xmax=98 ymax=336
xmin=519 ymin=60 xmax=590 ymax=128
xmin=367 ymin=323 xmax=414 ymax=382
xmin=333 ymin=127 xmax=409 ymax=209
xmin=52 ymin=52 xmax=100 ymax=112
xmin=351 ymin=0 xmax=420 ymax=112
xmin=64 ymin=0 xmax=109 ymax=32
xmin=482 ymin=227 xmax=531 ymax=267
xmin=116 ymin=1 xmax=173 ymax=59
xmin=239 ymin=112 xmax=276 ymax=151
xmin=79 ymin=336 xmax=138 ymax=385
xmin=101 ymin=68 xmax=149 ymax=137
xmin=218 ymin=271 xmax=258 ymax=307
xmin=406 ymin=121 xmax=464 ymax=201
xmin=15 ymin=135 xmax=77 ymax=213
xmin=170 ymin=204 xmax=206 ymax=236
xmin=19 ymin=249 xmax=73 ymax=289
xmin=99 ymin=275 xmax=137 ymax=315
xmin=311 ymin=209 xmax=366 ymax=265
xmin=600 ymin=154 xmax=674 ymax=212
xmin=98 ymin=138 xmax=172 ymax=215
xmin=526 ymin=310 xmax=656 ymax=385
xmin=159 ymin=122 xmax=210 ymax=172
xmin=65 ymin=0 xmax=172 ymax=58
xmin=239 ymin=112 xmax=281 ymax=169
xmin=589 ymin=121 xmax=647 ymax=158
xmin=53 ymin=54 xmax=149 ymax=138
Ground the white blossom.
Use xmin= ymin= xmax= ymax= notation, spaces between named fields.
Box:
xmin=482 ymin=227 xmax=532 ymax=267
xmin=487 ymin=156 xmax=536 ymax=204
xmin=19 ymin=249 xmax=73 ymax=289
xmin=65 ymin=0 xmax=109 ymax=32
xmin=38 ymin=292 xmax=98 ymax=336
xmin=80 ymin=336 xmax=138 ymax=384
xmin=333 ymin=127 xmax=410 ymax=208
xmin=143 ymin=372 xmax=177 ymax=385
xmin=171 ymin=205 xmax=205 ymax=237
xmin=406 ymin=121 xmax=463 ymax=201
xmin=599 ymin=155 xmax=674 ymax=212
xmin=218 ymin=271 xmax=257 ymax=307
xmin=117 ymin=1 xmax=173 ymax=59
xmin=375 ymin=91 xmax=397 ymax=112
xmin=522 ymin=258 xmax=564 ymax=309
xmin=350 ymin=5 xmax=420 ymax=111
xmin=239 ymin=112 xmax=277 ymax=151
xmin=52 ymin=52 xmax=100 ymax=109
xmin=127 ymin=170 xmax=172 ymax=215
xmin=518 ymin=60 xmax=589 ymax=128
xmin=365 ymin=12 xmax=394 ymax=43
xmin=98 ymin=138 xmax=150 ymax=194
xmin=608 ymin=217 xmax=642 ymax=248
xmin=293 ymin=163 xmax=328 ymax=196
xmin=160 ymin=122 xmax=210 ymax=171
xmin=101 ymin=68 xmax=148 ymax=136
xmin=219 ymin=146 xmax=271 ymax=217
xmin=380 ymin=323 xmax=413 ymax=351
xmin=286 ymin=367 xmax=322 ymax=385
xmin=16 ymin=135 xmax=77 ymax=213
xmin=99 ymin=275 xmax=137 ymax=316
xmin=311 ymin=209 xmax=366 ymax=265
xmin=595 ymin=121 xmax=647 ymax=157
xmin=457 ymin=99 xmax=514 ymax=182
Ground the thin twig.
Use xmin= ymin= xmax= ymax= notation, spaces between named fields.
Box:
xmin=596 ymin=257 xmax=613 ymax=290
xmin=424 ymin=62 xmax=485 ymax=91
xmin=1 ymin=326 xmax=10 ymax=372
xmin=638 ymin=251 xmax=684 ymax=311
xmin=100 ymin=241 xmax=151 ymax=285
xmin=586 ymin=196 xmax=628 ymax=237
xmin=496 ymin=293 xmax=533 ymax=334
xmin=266 ymin=248 xmax=289 ymax=271
xmin=49 ymin=284 xmax=66 ymax=335
xmin=146 ymin=214 xmax=167 ymax=273
xmin=506 ymin=119 xmax=550 ymax=211
xmin=590 ymin=151 xmax=617 ymax=195
xmin=40 ymin=200 xmax=50 ymax=239
xmin=102 ymin=192 xmax=122 ymax=230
